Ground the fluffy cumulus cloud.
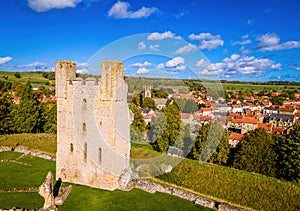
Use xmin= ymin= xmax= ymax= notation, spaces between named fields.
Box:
xmin=0 ymin=56 xmax=13 ymax=65
xmin=149 ymin=44 xmax=160 ymax=51
xmin=130 ymin=61 xmax=152 ymax=68
xmin=136 ymin=67 xmax=149 ymax=74
xmin=108 ymin=1 xmax=157 ymax=19
xmin=255 ymin=33 xmax=300 ymax=51
xmin=200 ymin=54 xmax=282 ymax=77
xmin=28 ymin=0 xmax=82 ymax=12
xmin=231 ymin=34 xmax=252 ymax=46
xmin=188 ymin=33 xmax=224 ymax=51
xmin=175 ymin=43 xmax=197 ymax=54
xmin=147 ymin=31 xmax=182 ymax=40
xmin=137 ymin=41 xmax=146 ymax=51
xmin=164 ymin=57 xmax=185 ymax=70
xmin=16 ymin=61 xmax=49 ymax=71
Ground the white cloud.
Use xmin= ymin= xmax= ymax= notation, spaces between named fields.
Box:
xmin=255 ymin=33 xmax=300 ymax=51
xmin=174 ymin=43 xmax=197 ymax=54
xmin=200 ymin=54 xmax=282 ymax=76
xmin=198 ymin=39 xmax=224 ymax=50
xmin=289 ymin=64 xmax=300 ymax=71
xmin=138 ymin=41 xmax=146 ymax=51
xmin=136 ymin=67 xmax=149 ymax=74
xmin=108 ymin=1 xmax=157 ymax=19
xmin=149 ymin=44 xmax=160 ymax=51
xmin=195 ymin=58 xmax=209 ymax=68
xmin=188 ymin=33 xmax=217 ymax=40
xmin=130 ymin=61 xmax=152 ymax=68
xmin=155 ymin=57 xmax=186 ymax=71
xmin=28 ymin=0 xmax=82 ymax=12
xmin=232 ymin=38 xmax=251 ymax=46
xmin=76 ymin=62 xmax=89 ymax=74
xmin=0 ymin=56 xmax=13 ymax=65
xmin=242 ymin=34 xmax=249 ymax=39
xmin=16 ymin=61 xmax=49 ymax=71
xmin=156 ymin=63 xmax=164 ymax=70
xmin=188 ymin=33 xmax=224 ymax=50
xmin=147 ymin=31 xmax=182 ymax=40
xmin=165 ymin=57 xmax=185 ymax=70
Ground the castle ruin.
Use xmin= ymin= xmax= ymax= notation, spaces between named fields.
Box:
xmin=55 ymin=60 xmax=131 ymax=191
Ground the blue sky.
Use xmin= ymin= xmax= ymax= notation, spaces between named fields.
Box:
xmin=1 ymin=0 xmax=300 ymax=81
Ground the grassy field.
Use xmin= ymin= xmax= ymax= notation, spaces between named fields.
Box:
xmin=0 ymin=133 xmax=57 ymax=156
xmin=60 ymin=184 xmax=210 ymax=211
xmin=222 ymin=82 xmax=300 ymax=92
xmin=0 ymin=151 xmax=208 ymax=211
xmin=0 ymin=71 xmax=52 ymax=86
xmin=0 ymin=152 xmax=55 ymax=189
xmin=1 ymin=134 xmax=300 ymax=210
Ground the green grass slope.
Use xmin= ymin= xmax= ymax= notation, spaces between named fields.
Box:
xmin=157 ymin=159 xmax=300 ymax=211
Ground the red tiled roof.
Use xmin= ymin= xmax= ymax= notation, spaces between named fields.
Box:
xmin=241 ymin=117 xmax=258 ymax=124
xmin=231 ymin=119 xmax=242 ymax=123
xmin=229 ymin=113 xmax=241 ymax=118
xmin=257 ymin=123 xmax=272 ymax=131
xmin=229 ymin=133 xmax=244 ymax=141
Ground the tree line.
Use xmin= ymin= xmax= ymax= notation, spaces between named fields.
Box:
xmin=0 ymin=80 xmax=56 ymax=134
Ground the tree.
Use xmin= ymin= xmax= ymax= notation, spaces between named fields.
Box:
xmin=151 ymin=103 xmax=182 ymax=152
xmin=142 ymin=97 xmax=156 ymax=110
xmin=189 ymin=123 xmax=230 ymax=165
xmin=182 ymin=99 xmax=199 ymax=113
xmin=43 ymin=101 xmax=57 ymax=133
xmin=0 ymin=93 xmax=13 ymax=134
xmin=10 ymin=82 xmax=45 ymax=133
xmin=14 ymin=72 xmax=21 ymax=78
xmin=182 ymin=125 xmax=193 ymax=156
xmin=275 ymin=123 xmax=300 ymax=182
xmin=232 ymin=128 xmax=277 ymax=177
xmin=154 ymin=90 xmax=168 ymax=98
xmin=129 ymin=103 xmax=147 ymax=142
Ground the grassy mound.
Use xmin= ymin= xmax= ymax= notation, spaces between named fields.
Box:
xmin=157 ymin=159 xmax=300 ymax=210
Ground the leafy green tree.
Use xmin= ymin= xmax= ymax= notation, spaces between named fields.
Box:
xmin=275 ymin=123 xmax=300 ymax=182
xmin=0 ymin=93 xmax=13 ymax=134
xmin=189 ymin=123 xmax=230 ymax=165
xmin=174 ymin=99 xmax=186 ymax=111
xmin=142 ymin=97 xmax=156 ymax=110
xmin=152 ymin=103 xmax=182 ymax=152
xmin=10 ymin=82 xmax=45 ymax=133
xmin=182 ymin=99 xmax=199 ymax=113
xmin=43 ymin=101 xmax=57 ymax=133
xmin=182 ymin=125 xmax=193 ymax=156
xmin=14 ymin=72 xmax=21 ymax=78
xmin=270 ymin=96 xmax=284 ymax=106
xmin=129 ymin=103 xmax=147 ymax=141
xmin=154 ymin=90 xmax=168 ymax=98
xmin=232 ymin=128 xmax=277 ymax=177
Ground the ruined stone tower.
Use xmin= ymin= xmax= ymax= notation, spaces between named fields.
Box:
xmin=55 ymin=60 xmax=131 ymax=191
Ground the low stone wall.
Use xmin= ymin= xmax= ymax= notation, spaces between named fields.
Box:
xmin=125 ymin=179 xmax=245 ymax=211
xmin=0 ymin=188 xmax=38 ymax=193
xmin=0 ymin=208 xmax=34 ymax=211
xmin=0 ymin=146 xmax=55 ymax=161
